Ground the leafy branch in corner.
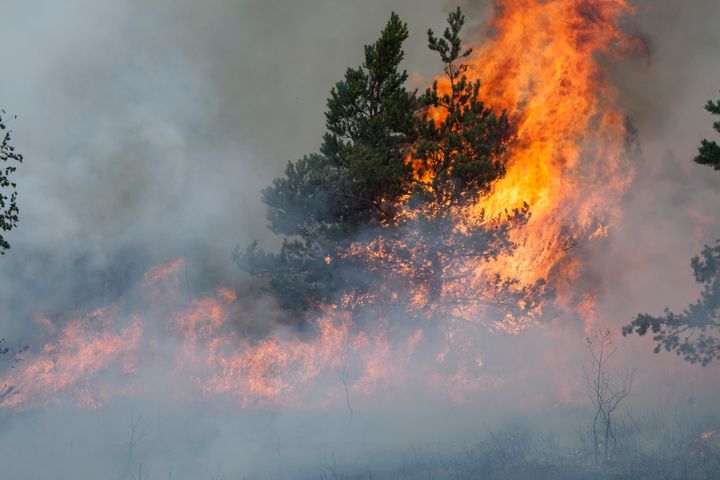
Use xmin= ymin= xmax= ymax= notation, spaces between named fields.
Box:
xmin=624 ymin=91 xmax=720 ymax=365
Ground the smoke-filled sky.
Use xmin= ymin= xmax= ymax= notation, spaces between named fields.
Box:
xmin=0 ymin=0 xmax=718 ymax=285
xmin=0 ymin=0 xmax=719 ymax=478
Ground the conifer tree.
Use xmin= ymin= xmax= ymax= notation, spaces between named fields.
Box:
xmin=624 ymin=93 xmax=720 ymax=365
xmin=236 ymin=13 xmax=417 ymax=312
xmin=350 ymin=8 xmax=534 ymax=318
xmin=238 ymin=9 xmax=535 ymax=322
xmin=406 ymin=7 xmax=524 ymax=302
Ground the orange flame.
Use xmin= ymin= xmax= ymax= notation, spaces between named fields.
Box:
xmin=469 ymin=0 xmax=639 ymax=286
xmin=1 ymin=308 xmax=142 ymax=409
xmin=1 ymin=260 xmax=443 ymax=410
xmin=398 ymin=0 xmax=643 ymax=328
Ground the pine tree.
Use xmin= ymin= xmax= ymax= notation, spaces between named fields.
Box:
xmin=624 ymin=92 xmax=720 ymax=365
xmin=236 ymin=13 xmax=417 ymax=313
xmin=407 ymin=7 xmax=523 ymax=302
xmin=349 ymin=8 xmax=534 ymax=318
xmin=238 ymin=9 xmax=536 ymax=323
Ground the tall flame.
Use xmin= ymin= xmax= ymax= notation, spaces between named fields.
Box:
xmin=469 ymin=0 xmax=639 ymax=287
xmin=402 ymin=0 xmax=643 ymax=331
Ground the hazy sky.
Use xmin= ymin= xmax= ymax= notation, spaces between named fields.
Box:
xmin=0 ymin=0 xmax=717 ymax=269
xmin=0 ymin=1 xmax=719 ymax=477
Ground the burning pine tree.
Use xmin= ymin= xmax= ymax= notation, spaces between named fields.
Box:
xmin=237 ymin=2 xmax=641 ymax=334
xmin=236 ymin=9 xmax=540 ymax=329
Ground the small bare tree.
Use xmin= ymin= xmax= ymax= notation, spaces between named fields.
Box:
xmin=584 ymin=330 xmax=635 ymax=465
xmin=130 ymin=462 xmax=149 ymax=480
xmin=123 ymin=413 xmax=147 ymax=478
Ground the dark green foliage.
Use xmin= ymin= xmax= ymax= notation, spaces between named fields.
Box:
xmin=323 ymin=11 xmax=416 ymax=212
xmin=0 ymin=110 xmax=23 ymax=254
xmin=414 ymin=7 xmax=510 ymax=209
xmin=235 ymin=13 xmax=417 ymax=312
xmin=694 ymin=93 xmax=720 ymax=170
xmin=624 ymin=92 xmax=720 ymax=365
xmin=623 ymin=242 xmax=720 ymax=366
xmin=237 ymin=9 xmax=531 ymax=319
xmin=319 ymin=11 xmax=418 ymax=232
xmin=239 ymin=239 xmax=335 ymax=312
xmin=391 ymin=7 xmax=530 ymax=305
xmin=261 ymin=154 xmax=333 ymax=238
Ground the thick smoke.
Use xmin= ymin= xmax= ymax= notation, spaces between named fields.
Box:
xmin=0 ymin=0 xmax=719 ymax=478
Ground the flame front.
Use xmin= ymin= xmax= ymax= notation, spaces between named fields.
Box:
xmin=470 ymin=0 xmax=638 ymax=288
xmin=1 ymin=0 xmax=642 ymax=410
xmin=422 ymin=0 xmax=640 ymax=298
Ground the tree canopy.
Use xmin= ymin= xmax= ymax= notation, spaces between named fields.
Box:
xmin=0 ymin=110 xmax=22 ymax=254
xmin=623 ymin=92 xmax=720 ymax=365
xmin=236 ymin=12 xmax=417 ymax=313
xmin=236 ymin=9 xmax=532 ymax=322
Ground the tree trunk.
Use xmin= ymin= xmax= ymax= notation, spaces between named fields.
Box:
xmin=427 ymin=248 xmax=443 ymax=302
xmin=604 ymin=418 xmax=611 ymax=464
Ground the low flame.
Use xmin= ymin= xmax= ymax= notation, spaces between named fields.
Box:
xmin=2 ymin=259 xmax=485 ymax=410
